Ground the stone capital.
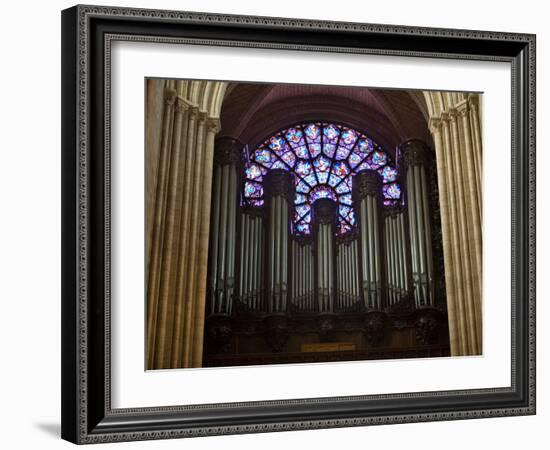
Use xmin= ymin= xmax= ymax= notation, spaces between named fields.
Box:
xmin=206 ymin=117 xmax=221 ymax=134
xmin=447 ymin=108 xmax=459 ymax=123
xmin=468 ymin=93 xmax=480 ymax=111
xmin=174 ymin=96 xmax=191 ymax=114
xmin=187 ymin=105 xmax=200 ymax=120
xmin=197 ymin=110 xmax=209 ymax=123
xmin=164 ymin=88 xmax=177 ymax=106
xmin=455 ymin=99 xmax=470 ymax=117
xmin=428 ymin=117 xmax=444 ymax=135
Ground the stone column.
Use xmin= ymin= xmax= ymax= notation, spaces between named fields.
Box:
xmin=313 ymin=199 xmax=337 ymax=313
xmin=457 ymin=100 xmax=483 ymax=329
xmin=427 ymin=97 xmax=483 ymax=356
xmin=401 ymin=140 xmax=435 ymax=308
xmin=146 ymin=89 xmax=222 ymax=369
xmin=191 ymin=117 xmax=222 ymax=367
xmin=265 ymin=170 xmax=293 ymax=314
xmin=146 ymin=88 xmax=178 ymax=370
xmin=353 ymin=171 xmax=383 ymax=310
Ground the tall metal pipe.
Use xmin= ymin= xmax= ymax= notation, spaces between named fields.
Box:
xmin=249 ymin=217 xmax=260 ymax=309
xmin=210 ymin=166 xmax=222 ymax=313
xmin=414 ymin=165 xmax=427 ymax=304
xmin=402 ymin=139 xmax=435 ymax=308
xmin=208 ymin=138 xmax=241 ymax=315
xmin=399 ymin=212 xmax=409 ymax=292
xmin=384 ymin=218 xmax=391 ymax=304
xmin=406 ymin=166 xmax=420 ymax=306
xmin=391 ymin=215 xmax=402 ymax=299
xmin=354 ymin=240 xmax=360 ymax=299
xmin=421 ymin=166 xmax=434 ymax=304
xmin=353 ymin=171 xmax=383 ymax=310
xmin=264 ymin=170 xmax=293 ymax=314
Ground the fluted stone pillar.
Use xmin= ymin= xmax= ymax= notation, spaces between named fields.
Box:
xmin=401 ymin=140 xmax=435 ymax=308
xmin=428 ymin=99 xmax=482 ymax=356
xmin=265 ymin=170 xmax=293 ymax=314
xmin=313 ymin=199 xmax=337 ymax=313
xmin=353 ymin=171 xmax=383 ymax=310
xmin=146 ymin=87 xmax=221 ymax=369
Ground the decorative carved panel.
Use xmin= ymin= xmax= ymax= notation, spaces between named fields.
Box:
xmin=214 ymin=136 xmax=242 ymax=166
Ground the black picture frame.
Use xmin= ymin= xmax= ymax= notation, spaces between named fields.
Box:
xmin=61 ymin=4 xmax=536 ymax=444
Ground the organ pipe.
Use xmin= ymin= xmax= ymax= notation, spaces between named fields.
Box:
xmin=313 ymin=199 xmax=337 ymax=313
xmin=208 ymin=138 xmax=241 ymax=315
xmin=402 ymin=139 xmax=435 ymax=307
xmin=238 ymin=212 xmax=264 ymax=311
xmin=265 ymin=170 xmax=293 ymax=314
xmin=354 ymin=171 xmax=383 ymax=310
xmin=383 ymin=207 xmax=408 ymax=305
xmin=291 ymin=238 xmax=315 ymax=312
xmin=336 ymin=237 xmax=360 ymax=311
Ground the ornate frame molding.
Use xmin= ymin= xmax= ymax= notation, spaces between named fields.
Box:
xmin=61 ymin=4 xmax=535 ymax=444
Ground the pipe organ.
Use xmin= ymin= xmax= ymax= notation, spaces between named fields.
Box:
xmin=238 ymin=212 xmax=264 ymax=312
xmin=291 ymin=240 xmax=314 ymax=312
xmin=402 ymin=140 xmax=435 ymax=307
xmin=265 ymin=171 xmax=293 ymax=314
xmin=207 ymin=138 xmax=441 ymax=319
xmin=207 ymin=138 xmax=240 ymax=315
xmin=384 ymin=206 xmax=409 ymax=305
xmin=354 ymin=171 xmax=383 ymax=310
xmin=313 ymin=200 xmax=337 ymax=313
xmin=336 ymin=235 xmax=360 ymax=311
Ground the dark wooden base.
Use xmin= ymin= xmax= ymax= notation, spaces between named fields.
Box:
xmin=203 ymin=307 xmax=450 ymax=368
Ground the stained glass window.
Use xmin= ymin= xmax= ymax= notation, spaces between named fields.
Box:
xmin=242 ymin=122 xmax=401 ymax=235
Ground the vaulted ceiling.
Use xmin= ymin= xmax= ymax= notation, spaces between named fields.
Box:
xmin=218 ymin=82 xmax=433 ymax=158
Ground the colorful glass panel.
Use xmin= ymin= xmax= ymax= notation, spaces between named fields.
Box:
xmin=244 ymin=121 xmax=400 ymax=236
xmin=309 ymin=143 xmax=322 ymax=158
xmin=244 ymin=181 xmax=263 ymax=198
xmin=340 ymin=128 xmax=358 ymax=147
xmin=296 ymin=222 xmax=311 ymax=234
xmin=295 ymin=204 xmax=310 ymax=219
xmin=295 ymin=160 xmax=313 ymax=177
xmin=294 ymin=193 xmax=307 ymax=204
xmin=280 ymin=151 xmax=296 ymax=167
xmin=317 ymin=172 xmax=329 ymax=184
xmin=380 ymin=166 xmax=398 ymax=182
xmin=323 ymin=143 xmax=336 ymax=158
xmin=303 ymin=173 xmax=318 ymax=187
xmin=383 ymin=183 xmax=401 ymax=199
xmin=268 ymin=135 xmax=285 ymax=152
xmin=323 ymin=124 xmax=340 ymax=143
xmin=310 ymin=185 xmax=337 ymax=203
xmin=339 ymin=194 xmax=352 ymax=205
xmin=245 ymin=163 xmax=265 ymax=181
xmin=304 ymin=123 xmax=321 ymax=141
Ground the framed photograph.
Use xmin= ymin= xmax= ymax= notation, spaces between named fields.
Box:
xmin=61 ymin=4 xmax=536 ymax=444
